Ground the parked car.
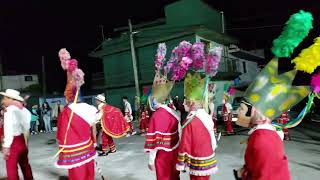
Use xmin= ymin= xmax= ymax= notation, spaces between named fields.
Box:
xmin=216 ymin=97 xmax=242 ymax=122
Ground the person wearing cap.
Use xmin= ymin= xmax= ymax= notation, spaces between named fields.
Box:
xmin=1 ymin=89 xmax=34 ymax=180
xmin=144 ymin=43 xmax=181 ymax=180
xmin=95 ymin=94 xmax=128 ymax=156
xmin=56 ymin=48 xmax=98 ymax=180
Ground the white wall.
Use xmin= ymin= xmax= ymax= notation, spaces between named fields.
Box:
xmin=228 ymin=54 xmax=259 ymax=87
xmin=0 ymin=75 xmax=39 ymax=90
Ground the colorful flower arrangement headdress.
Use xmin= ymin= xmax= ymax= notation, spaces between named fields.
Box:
xmin=58 ymin=48 xmax=85 ymax=102
xmin=161 ymin=41 xmax=223 ymax=103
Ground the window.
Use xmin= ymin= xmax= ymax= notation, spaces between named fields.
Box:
xmin=242 ymin=62 xmax=247 ymax=73
xmin=24 ymin=76 xmax=33 ymax=81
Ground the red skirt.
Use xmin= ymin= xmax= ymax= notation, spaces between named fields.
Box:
xmin=0 ymin=126 xmax=3 ymax=145
xmin=0 ymin=126 xmax=3 ymax=138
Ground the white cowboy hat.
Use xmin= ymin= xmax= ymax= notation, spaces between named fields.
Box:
xmin=95 ymin=94 xmax=106 ymax=103
xmin=0 ymin=89 xmax=24 ymax=102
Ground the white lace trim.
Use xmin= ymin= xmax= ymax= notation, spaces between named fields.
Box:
xmin=176 ymin=163 xmax=218 ymax=176
xmin=195 ymin=109 xmax=217 ymax=151
xmin=146 ymin=130 xmax=179 ymax=136
xmin=55 ymin=153 xmax=97 ymax=169
xmin=159 ymin=105 xmax=181 ymax=122
xmin=189 ymin=167 xmax=218 ymax=176
xmin=248 ymin=123 xmax=284 ymax=140
xmin=159 ymin=105 xmax=182 ymax=141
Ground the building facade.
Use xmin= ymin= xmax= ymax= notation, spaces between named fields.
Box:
xmin=90 ymin=0 xmax=263 ymax=108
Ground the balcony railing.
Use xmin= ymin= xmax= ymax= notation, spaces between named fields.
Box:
xmin=218 ymin=56 xmax=242 ymax=73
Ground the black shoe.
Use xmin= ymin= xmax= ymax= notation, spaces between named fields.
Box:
xmin=108 ymin=149 xmax=117 ymax=154
xmin=98 ymin=152 xmax=108 ymax=156
xmin=95 ymin=145 xmax=102 ymax=151
xmin=233 ymin=169 xmax=242 ymax=180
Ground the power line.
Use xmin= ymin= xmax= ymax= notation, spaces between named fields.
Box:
xmin=226 ymin=24 xmax=283 ymax=31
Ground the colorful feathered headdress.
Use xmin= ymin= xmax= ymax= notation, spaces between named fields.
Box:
xmin=224 ymin=86 xmax=236 ymax=101
xmin=58 ymin=48 xmax=85 ymax=102
xmin=244 ymin=10 xmax=319 ymax=128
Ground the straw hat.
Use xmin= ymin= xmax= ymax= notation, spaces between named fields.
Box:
xmin=95 ymin=94 xmax=106 ymax=103
xmin=0 ymin=89 xmax=24 ymax=102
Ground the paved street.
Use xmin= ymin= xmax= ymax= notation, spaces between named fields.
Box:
xmin=1 ymin=127 xmax=320 ymax=180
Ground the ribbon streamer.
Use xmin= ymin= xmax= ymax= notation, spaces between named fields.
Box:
xmin=54 ymin=89 xmax=80 ymax=158
xmin=273 ymin=93 xmax=314 ymax=129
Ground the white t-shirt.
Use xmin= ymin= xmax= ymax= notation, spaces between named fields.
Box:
xmin=3 ymin=106 xmax=31 ymax=148
xmin=124 ymin=101 xmax=132 ymax=114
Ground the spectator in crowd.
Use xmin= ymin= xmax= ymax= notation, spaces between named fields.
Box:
xmin=52 ymin=100 xmax=64 ymax=119
xmin=42 ymin=102 xmax=52 ymax=133
xmin=37 ymin=104 xmax=45 ymax=133
xmin=123 ymin=96 xmax=136 ymax=136
xmin=30 ymin=105 xmax=39 ymax=135
xmin=52 ymin=100 xmax=64 ymax=128
xmin=23 ymin=95 xmax=30 ymax=107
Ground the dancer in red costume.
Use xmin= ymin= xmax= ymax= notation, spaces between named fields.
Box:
xmin=173 ymin=41 xmax=222 ymax=180
xmin=55 ymin=48 xmax=98 ymax=180
xmin=276 ymin=111 xmax=290 ymax=141
xmin=139 ymin=105 xmax=149 ymax=136
xmin=177 ymin=76 xmax=219 ymax=180
xmin=95 ymin=94 xmax=129 ymax=156
xmin=235 ymin=100 xmax=292 ymax=180
xmin=1 ymin=89 xmax=33 ymax=180
xmin=233 ymin=10 xmax=316 ymax=179
xmin=222 ymin=93 xmax=234 ymax=135
xmin=144 ymin=43 xmax=181 ymax=180
xmin=208 ymin=82 xmax=219 ymax=137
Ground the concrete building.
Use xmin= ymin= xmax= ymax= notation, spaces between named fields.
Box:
xmin=0 ymin=74 xmax=39 ymax=91
xmin=90 ymin=0 xmax=263 ymax=108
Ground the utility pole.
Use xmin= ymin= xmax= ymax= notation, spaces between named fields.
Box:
xmin=41 ymin=56 xmax=47 ymax=99
xmin=99 ymin=25 xmax=105 ymax=42
xmin=220 ymin=11 xmax=225 ymax=34
xmin=128 ymin=19 xmax=141 ymax=97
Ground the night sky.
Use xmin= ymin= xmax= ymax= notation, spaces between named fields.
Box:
xmin=1 ymin=0 xmax=320 ymax=94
